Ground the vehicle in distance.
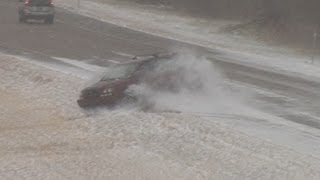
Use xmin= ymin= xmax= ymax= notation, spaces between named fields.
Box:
xmin=77 ymin=53 xmax=176 ymax=108
xmin=19 ymin=0 xmax=55 ymax=24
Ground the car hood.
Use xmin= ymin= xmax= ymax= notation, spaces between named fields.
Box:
xmin=82 ymin=78 xmax=129 ymax=92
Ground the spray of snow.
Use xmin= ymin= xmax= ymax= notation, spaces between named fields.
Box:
xmin=126 ymin=50 xmax=247 ymax=113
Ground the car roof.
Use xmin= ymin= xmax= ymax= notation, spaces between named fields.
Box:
xmin=28 ymin=0 xmax=51 ymax=2
xmin=119 ymin=52 xmax=176 ymax=65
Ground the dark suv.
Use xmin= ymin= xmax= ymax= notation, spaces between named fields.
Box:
xmin=77 ymin=53 xmax=176 ymax=108
xmin=19 ymin=0 xmax=55 ymax=24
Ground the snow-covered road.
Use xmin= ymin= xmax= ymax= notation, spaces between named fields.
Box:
xmin=55 ymin=0 xmax=320 ymax=80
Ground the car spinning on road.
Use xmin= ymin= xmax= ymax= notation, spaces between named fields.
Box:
xmin=19 ymin=0 xmax=55 ymax=24
xmin=77 ymin=53 xmax=176 ymax=108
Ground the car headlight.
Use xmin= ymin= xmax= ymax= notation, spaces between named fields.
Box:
xmin=102 ymin=88 xmax=113 ymax=96
xmin=103 ymin=88 xmax=113 ymax=93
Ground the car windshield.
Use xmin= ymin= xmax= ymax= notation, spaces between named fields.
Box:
xmin=29 ymin=0 xmax=51 ymax=6
xmin=101 ymin=63 xmax=139 ymax=81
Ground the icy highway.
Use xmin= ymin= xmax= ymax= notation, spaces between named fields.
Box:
xmin=1 ymin=0 xmax=320 ymax=179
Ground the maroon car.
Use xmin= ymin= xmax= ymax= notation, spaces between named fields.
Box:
xmin=77 ymin=53 xmax=175 ymax=108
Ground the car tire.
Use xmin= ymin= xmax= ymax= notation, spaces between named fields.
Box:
xmin=45 ymin=16 xmax=54 ymax=24
xmin=19 ymin=16 xmax=26 ymax=23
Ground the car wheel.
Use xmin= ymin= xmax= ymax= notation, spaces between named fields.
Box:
xmin=120 ymin=94 xmax=137 ymax=105
xmin=19 ymin=16 xmax=26 ymax=23
xmin=45 ymin=16 xmax=54 ymax=24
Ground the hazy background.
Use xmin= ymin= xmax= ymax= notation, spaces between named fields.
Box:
xmin=119 ymin=0 xmax=320 ymax=50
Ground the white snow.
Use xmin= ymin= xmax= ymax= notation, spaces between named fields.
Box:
xmin=52 ymin=57 xmax=108 ymax=73
xmin=1 ymin=53 xmax=320 ymax=179
xmin=54 ymin=0 xmax=320 ymax=80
